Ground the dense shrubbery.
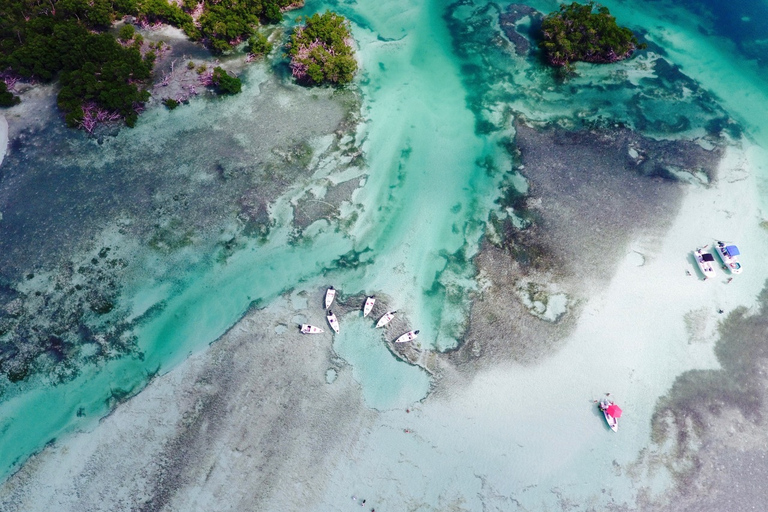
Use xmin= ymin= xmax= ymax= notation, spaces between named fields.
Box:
xmin=136 ymin=0 xmax=193 ymax=28
xmin=56 ymin=30 xmax=152 ymax=127
xmin=288 ymin=11 xmax=357 ymax=85
xmin=539 ymin=2 xmax=645 ymax=69
xmin=118 ymin=23 xmax=136 ymax=41
xmin=0 ymin=0 xmax=351 ymax=127
xmin=247 ymin=32 xmax=273 ymax=57
xmin=191 ymin=0 xmax=294 ymax=54
xmin=211 ymin=66 xmax=242 ymax=94
xmin=0 ymin=82 xmax=20 ymax=107
xmin=0 ymin=0 xmax=154 ymax=127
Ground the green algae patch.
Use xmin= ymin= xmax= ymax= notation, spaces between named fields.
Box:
xmin=148 ymin=221 xmax=195 ymax=253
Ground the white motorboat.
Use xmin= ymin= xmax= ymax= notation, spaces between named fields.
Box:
xmin=300 ymin=324 xmax=324 ymax=334
xmin=363 ymin=296 xmax=375 ymax=317
xmin=694 ymin=247 xmax=716 ymax=279
xmin=598 ymin=398 xmax=621 ymax=432
xmin=715 ymin=241 xmax=742 ymax=274
xmin=326 ymin=310 xmax=340 ymax=333
xmin=325 ymin=286 xmax=336 ymax=309
xmin=376 ymin=311 xmax=396 ymax=328
xmin=394 ymin=329 xmax=419 ymax=343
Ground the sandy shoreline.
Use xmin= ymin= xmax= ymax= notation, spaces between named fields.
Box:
xmin=0 ymin=115 xmax=7 ymax=168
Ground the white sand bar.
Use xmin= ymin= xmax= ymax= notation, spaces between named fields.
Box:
xmin=0 ymin=115 xmax=8 ymax=168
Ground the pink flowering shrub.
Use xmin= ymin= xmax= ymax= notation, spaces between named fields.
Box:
xmin=78 ymin=102 xmax=124 ymax=133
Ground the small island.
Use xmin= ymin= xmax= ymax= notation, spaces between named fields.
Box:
xmin=538 ymin=2 xmax=645 ymax=69
xmin=288 ymin=11 xmax=357 ymax=86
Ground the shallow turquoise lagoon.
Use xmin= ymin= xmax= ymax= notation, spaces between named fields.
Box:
xmin=332 ymin=317 xmax=431 ymax=410
xmin=0 ymin=0 xmax=504 ymax=478
xmin=2 ymin=0 xmax=768 ymax=509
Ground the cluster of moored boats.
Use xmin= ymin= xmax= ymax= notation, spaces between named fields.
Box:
xmin=694 ymin=240 xmax=742 ymax=279
xmin=593 ymin=240 xmax=747 ymax=434
xmin=299 ymin=286 xmax=420 ymax=343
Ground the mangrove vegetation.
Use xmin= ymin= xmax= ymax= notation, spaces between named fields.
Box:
xmin=0 ymin=0 xmax=353 ymax=129
xmin=288 ymin=11 xmax=357 ymax=86
xmin=539 ymin=2 xmax=645 ymax=69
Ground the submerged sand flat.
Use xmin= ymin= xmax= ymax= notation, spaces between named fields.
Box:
xmin=3 ymin=155 xmax=768 ymax=509
xmin=2 ymin=0 xmax=768 ymax=510
xmin=0 ymin=299 xmax=376 ymax=511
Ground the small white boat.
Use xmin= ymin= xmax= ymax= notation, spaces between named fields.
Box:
xmin=324 ymin=286 xmax=336 ymax=309
xmin=599 ymin=398 xmax=621 ymax=432
xmin=363 ymin=296 xmax=375 ymax=317
xmin=694 ymin=247 xmax=716 ymax=279
xmin=394 ymin=329 xmax=419 ymax=343
xmin=300 ymin=324 xmax=324 ymax=334
xmin=376 ymin=311 xmax=397 ymax=328
xmin=326 ymin=310 xmax=340 ymax=333
xmin=715 ymin=241 xmax=742 ymax=274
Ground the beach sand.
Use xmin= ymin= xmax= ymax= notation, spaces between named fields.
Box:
xmin=0 ymin=115 xmax=7 ymax=168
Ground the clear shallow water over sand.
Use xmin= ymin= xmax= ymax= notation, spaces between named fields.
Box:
xmin=1 ymin=0 xmax=768 ymax=509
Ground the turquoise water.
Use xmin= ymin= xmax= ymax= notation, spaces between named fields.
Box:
xmin=332 ymin=316 xmax=431 ymax=409
xmin=0 ymin=0 xmax=505 ymax=478
xmin=2 ymin=0 xmax=768 ymax=508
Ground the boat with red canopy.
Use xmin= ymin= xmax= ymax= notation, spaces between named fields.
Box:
xmin=599 ymin=398 xmax=622 ymax=432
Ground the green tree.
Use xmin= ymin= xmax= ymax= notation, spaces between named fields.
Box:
xmin=190 ymin=0 xmax=293 ymax=54
xmin=247 ymin=32 xmax=272 ymax=56
xmin=118 ymin=23 xmax=136 ymax=42
xmin=1 ymin=13 xmax=152 ymax=128
xmin=211 ymin=66 xmax=242 ymax=94
xmin=289 ymin=11 xmax=357 ymax=86
xmin=0 ymin=82 xmax=20 ymax=107
xmin=538 ymin=2 xmax=645 ymax=69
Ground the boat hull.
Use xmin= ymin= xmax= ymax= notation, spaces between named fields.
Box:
xmin=326 ymin=311 xmax=340 ymax=333
xmin=394 ymin=329 xmax=419 ymax=343
xmin=300 ymin=324 xmax=324 ymax=334
xmin=603 ymin=411 xmax=619 ymax=432
xmin=363 ymin=296 xmax=375 ymax=317
xmin=376 ymin=311 xmax=396 ymax=328
xmin=715 ymin=242 xmax=742 ymax=274
xmin=694 ymin=249 xmax=716 ymax=279
xmin=599 ymin=400 xmax=619 ymax=432
xmin=325 ymin=287 xmax=336 ymax=309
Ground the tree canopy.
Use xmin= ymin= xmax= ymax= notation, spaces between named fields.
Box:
xmin=0 ymin=0 xmax=348 ymax=128
xmin=190 ymin=0 xmax=295 ymax=54
xmin=538 ymin=2 xmax=645 ymax=69
xmin=0 ymin=0 xmax=260 ymax=126
xmin=0 ymin=1 xmax=154 ymax=127
xmin=211 ymin=66 xmax=242 ymax=94
xmin=0 ymin=82 xmax=20 ymax=107
xmin=288 ymin=11 xmax=357 ymax=86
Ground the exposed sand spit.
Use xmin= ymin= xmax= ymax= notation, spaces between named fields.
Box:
xmin=0 ymin=115 xmax=7 ymax=168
